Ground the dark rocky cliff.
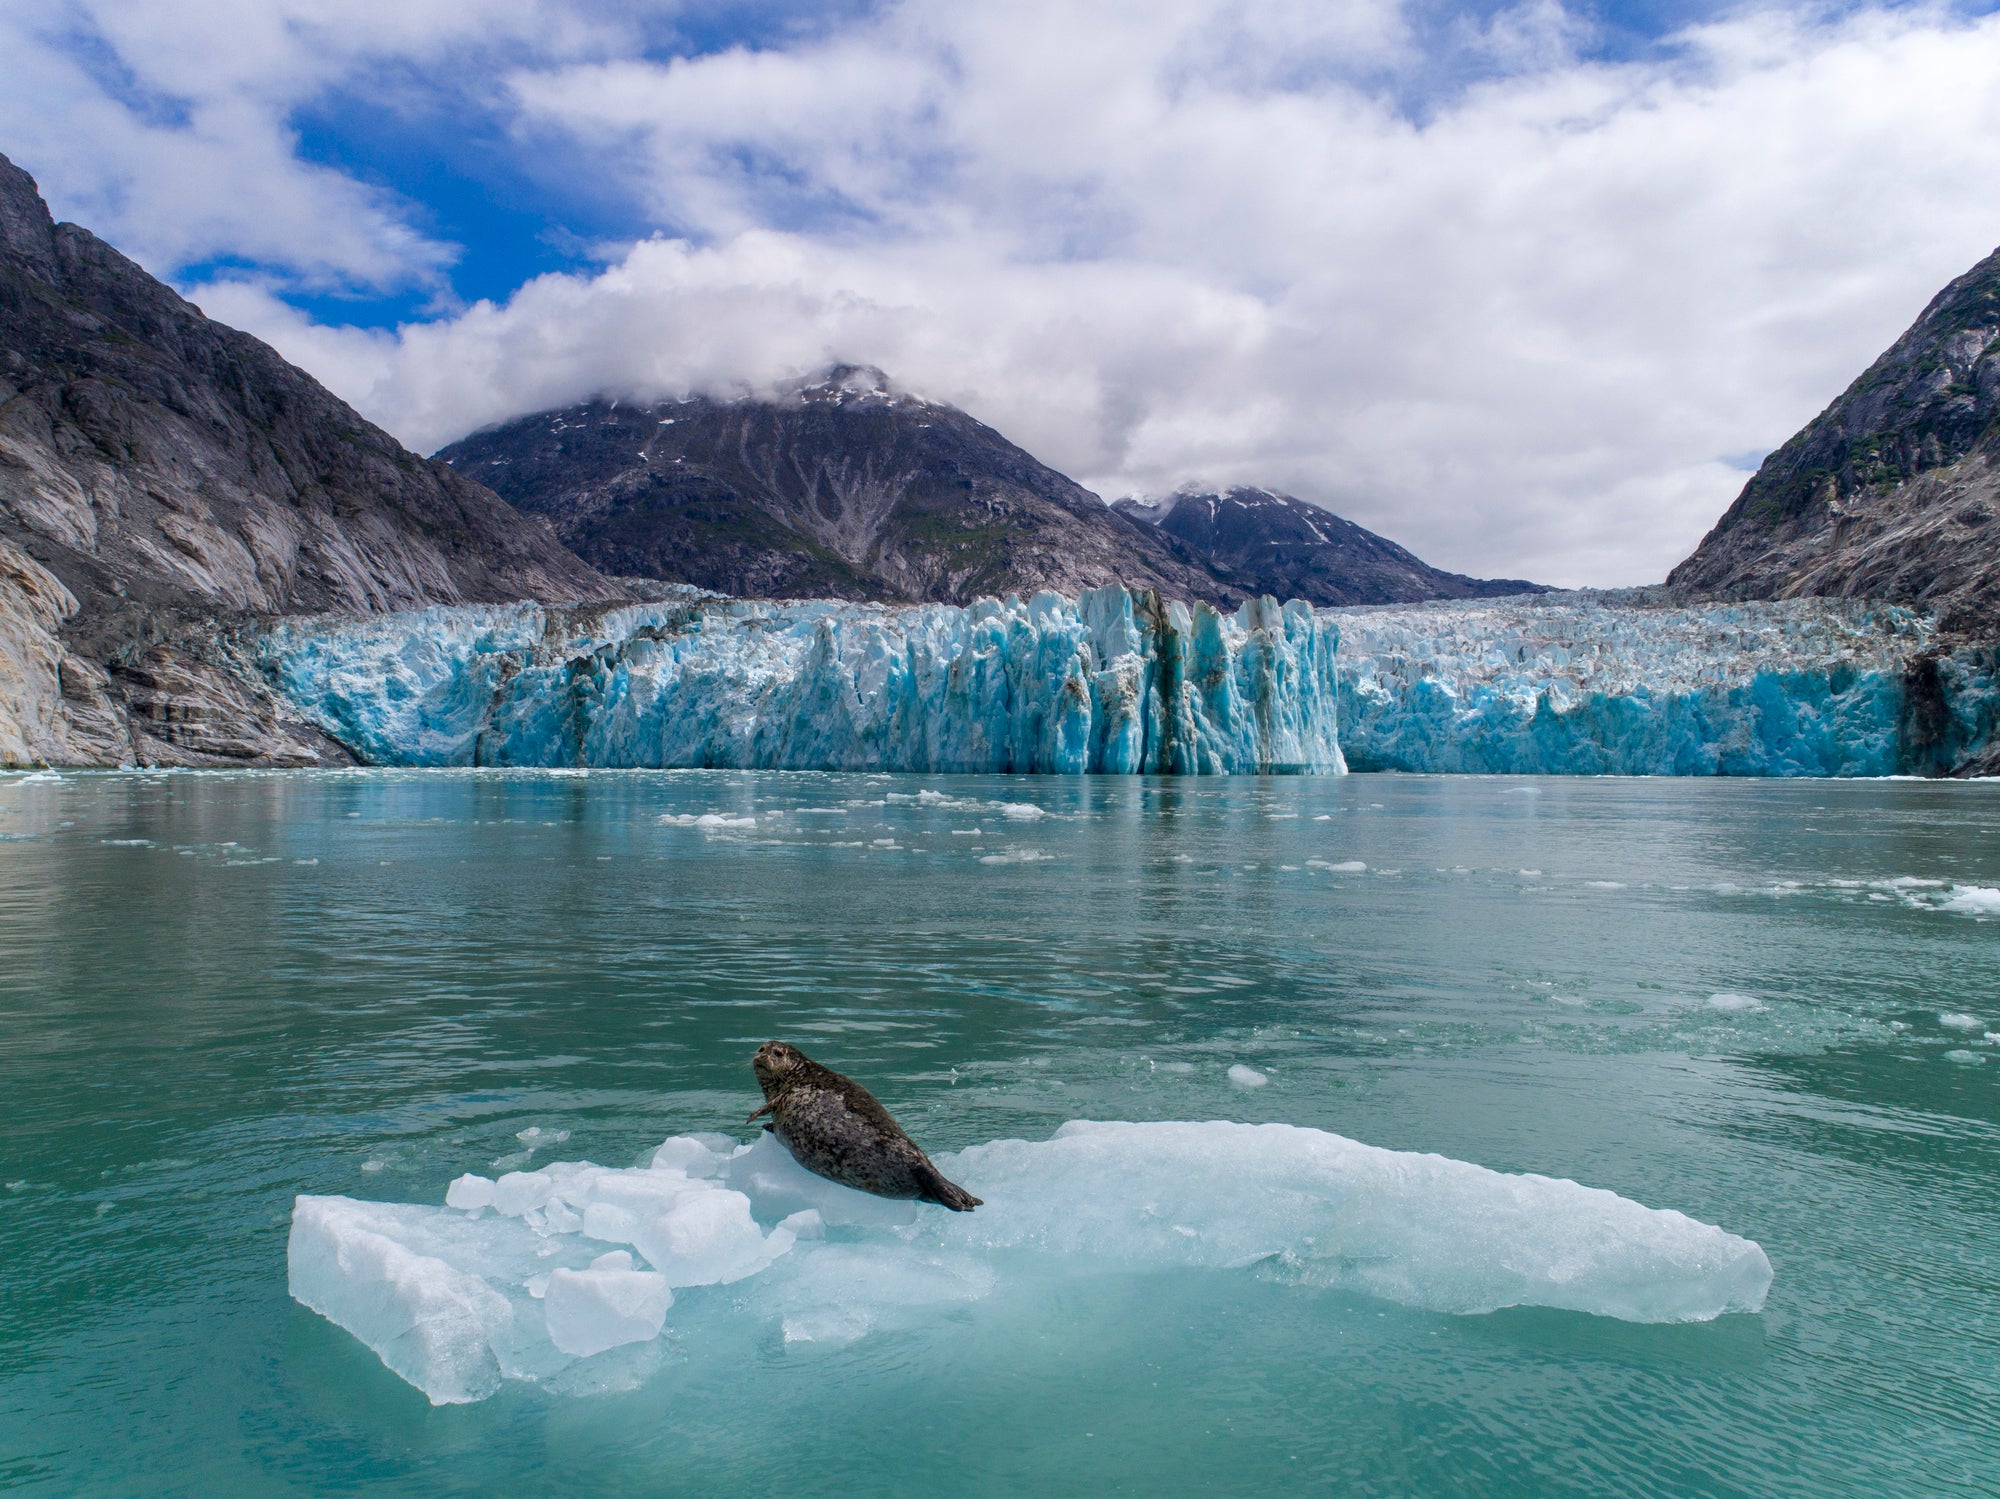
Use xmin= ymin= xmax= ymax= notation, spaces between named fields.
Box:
xmin=0 ymin=151 xmax=613 ymax=765
xmin=1113 ymin=488 xmax=1544 ymax=606
xmin=1669 ymin=246 xmax=2000 ymax=632
xmin=437 ymin=366 xmax=1235 ymax=606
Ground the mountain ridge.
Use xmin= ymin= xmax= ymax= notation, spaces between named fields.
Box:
xmin=1669 ymin=244 xmax=2000 ymax=631
xmin=1113 ymin=488 xmax=1544 ymax=607
xmin=436 ymin=365 xmax=1235 ymax=606
xmin=0 ymin=150 xmax=614 ymax=765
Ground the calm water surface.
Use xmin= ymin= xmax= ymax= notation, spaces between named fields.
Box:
xmin=1 ymin=770 xmax=1996 ymax=1496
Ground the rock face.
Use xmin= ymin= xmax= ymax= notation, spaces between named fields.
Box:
xmin=0 ymin=151 xmax=613 ymax=764
xmin=1669 ymin=246 xmax=2000 ymax=632
xmin=1114 ymin=488 xmax=1544 ymax=606
xmin=436 ymin=366 xmax=1233 ymax=607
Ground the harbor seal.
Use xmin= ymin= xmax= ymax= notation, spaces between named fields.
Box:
xmin=747 ymin=1041 xmax=982 ymax=1211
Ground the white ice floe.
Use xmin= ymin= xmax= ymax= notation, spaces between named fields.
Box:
xmin=290 ymin=1121 xmax=1773 ymax=1405
xmin=1940 ymin=886 xmax=2000 ymax=916
xmin=1707 ymin=993 xmax=1764 ymax=1013
xmin=1939 ymin=1012 xmax=1984 ymax=1031
xmin=1227 ymin=1065 xmax=1270 ymax=1087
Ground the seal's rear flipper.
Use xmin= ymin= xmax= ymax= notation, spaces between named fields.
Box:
xmin=918 ymin=1165 xmax=982 ymax=1212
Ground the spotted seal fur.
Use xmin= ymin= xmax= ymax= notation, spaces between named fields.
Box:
xmin=747 ymin=1041 xmax=982 ymax=1211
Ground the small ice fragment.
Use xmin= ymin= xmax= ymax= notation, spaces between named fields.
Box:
xmin=445 ymin=1174 xmax=495 ymax=1211
xmin=1707 ymin=993 xmax=1763 ymax=1013
xmin=998 ymin=803 xmax=1046 ymax=820
xmin=543 ymin=1261 xmax=673 ymax=1358
xmin=778 ymin=1209 xmax=825 ymax=1241
xmin=1939 ymin=1012 xmax=1983 ymax=1031
xmin=1936 ymin=879 xmax=2000 ymax=915
xmin=516 ymin=1127 xmax=542 ymax=1143
xmin=1945 ymin=1050 xmax=1986 ymax=1065
xmin=1518 ymin=869 xmax=1542 ymax=877
xmin=650 ymin=1136 xmax=728 ymax=1175
xmin=1228 ymin=1064 xmax=1269 ymax=1088
xmin=631 ymin=1188 xmax=788 ymax=1285
xmin=589 ymin=1250 xmax=634 ymax=1272
xmin=492 ymin=1172 xmax=553 ymax=1216
xmin=360 ymin=1159 xmax=386 ymax=1174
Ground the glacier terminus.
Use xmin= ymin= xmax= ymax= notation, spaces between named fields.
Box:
xmin=254 ymin=586 xmax=2000 ymax=777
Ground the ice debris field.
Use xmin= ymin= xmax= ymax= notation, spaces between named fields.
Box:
xmin=1330 ymin=594 xmax=2000 ymax=776
xmin=289 ymin=1121 xmax=1773 ymax=1404
xmin=256 ymin=587 xmax=2000 ymax=777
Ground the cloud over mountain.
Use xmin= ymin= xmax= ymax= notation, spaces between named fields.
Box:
xmin=13 ymin=1 xmax=2000 ymax=585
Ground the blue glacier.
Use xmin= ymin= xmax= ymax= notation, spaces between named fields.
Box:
xmin=255 ymin=586 xmax=2000 ymax=777
xmin=1328 ymin=594 xmax=2000 ymax=776
xmin=256 ymin=586 xmax=1344 ymax=774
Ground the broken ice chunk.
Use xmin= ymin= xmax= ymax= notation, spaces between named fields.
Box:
xmin=543 ymin=1258 xmax=673 ymax=1358
xmin=445 ymin=1174 xmax=495 ymax=1211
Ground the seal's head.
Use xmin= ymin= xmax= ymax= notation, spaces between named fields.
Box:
xmin=753 ymin=1040 xmax=807 ymax=1094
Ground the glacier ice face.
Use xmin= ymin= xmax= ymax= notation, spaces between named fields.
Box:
xmin=258 ymin=587 xmax=1343 ymax=774
xmin=1329 ymin=594 xmax=2000 ymax=776
xmin=288 ymin=1121 xmax=1772 ymax=1404
xmin=257 ymin=585 xmax=1998 ymax=778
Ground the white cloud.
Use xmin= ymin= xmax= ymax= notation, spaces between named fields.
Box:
xmin=25 ymin=2 xmax=2000 ymax=584
xmin=0 ymin=0 xmax=640 ymax=288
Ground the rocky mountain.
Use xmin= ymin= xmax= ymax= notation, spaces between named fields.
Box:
xmin=1669 ymin=245 xmax=2000 ymax=632
xmin=1112 ymin=488 xmax=1543 ymax=606
xmin=436 ymin=367 xmax=1233 ymax=606
xmin=0 ymin=151 xmax=612 ymax=765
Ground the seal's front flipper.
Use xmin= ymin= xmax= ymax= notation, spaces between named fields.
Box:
xmin=746 ymin=1100 xmax=776 ymax=1125
xmin=917 ymin=1164 xmax=982 ymax=1212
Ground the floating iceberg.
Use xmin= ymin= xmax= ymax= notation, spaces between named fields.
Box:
xmin=258 ymin=587 xmax=1342 ymax=774
xmin=289 ymin=1121 xmax=1773 ymax=1404
xmin=1329 ymin=594 xmax=2000 ymax=776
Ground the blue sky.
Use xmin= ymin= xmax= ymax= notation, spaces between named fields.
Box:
xmin=8 ymin=0 xmax=2000 ymax=585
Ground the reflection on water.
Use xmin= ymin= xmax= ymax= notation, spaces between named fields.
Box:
xmin=0 ymin=770 xmax=1996 ymax=1496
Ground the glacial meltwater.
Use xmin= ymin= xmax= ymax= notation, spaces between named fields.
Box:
xmin=1 ymin=771 xmax=1997 ymax=1496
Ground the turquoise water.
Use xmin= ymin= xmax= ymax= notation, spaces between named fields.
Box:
xmin=1 ymin=770 xmax=1997 ymax=1496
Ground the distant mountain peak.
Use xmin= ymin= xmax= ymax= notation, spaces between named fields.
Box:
xmin=773 ymin=363 xmax=922 ymax=409
xmin=1114 ymin=487 xmax=1544 ymax=606
xmin=435 ymin=382 xmax=1228 ymax=605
